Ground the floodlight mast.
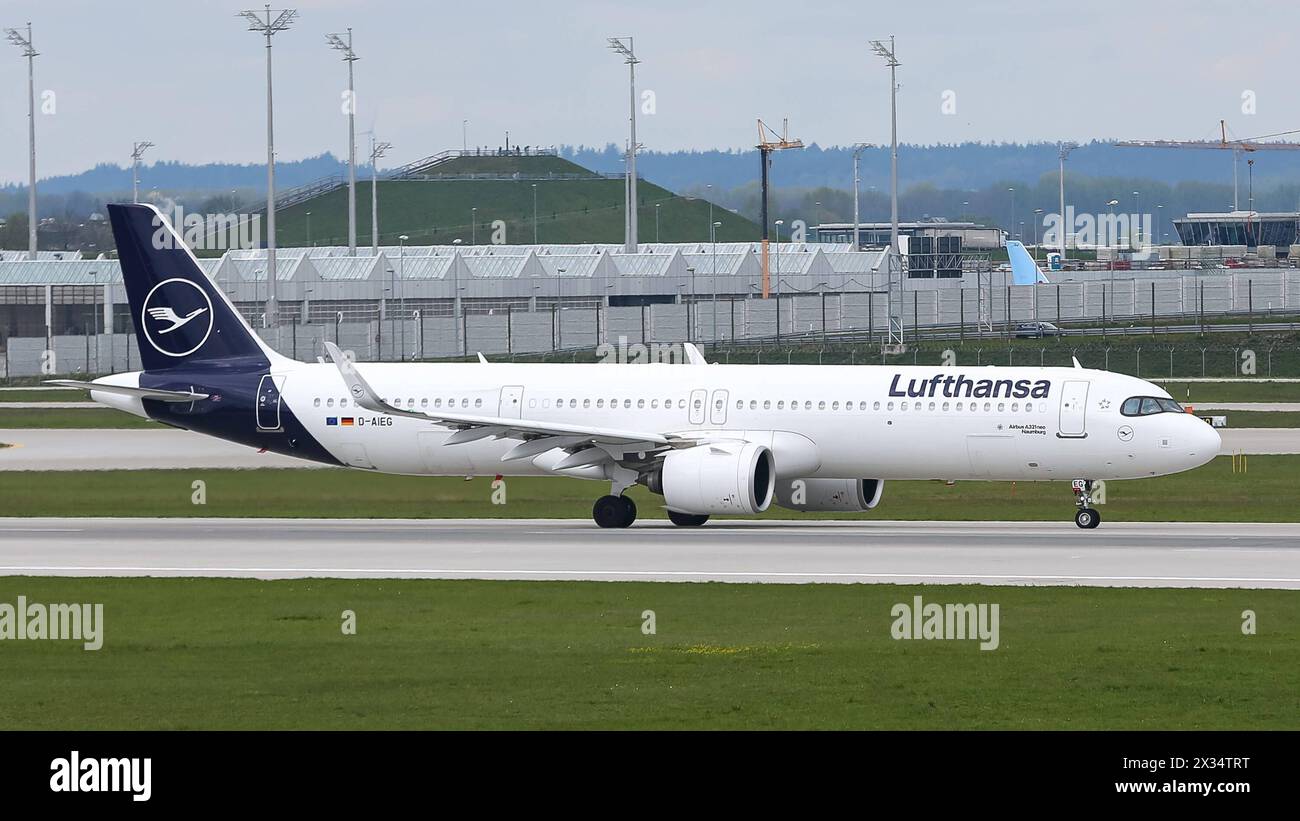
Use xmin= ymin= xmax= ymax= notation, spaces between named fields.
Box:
xmin=5 ymin=23 xmax=38 ymax=254
xmin=1057 ymin=141 xmax=1078 ymax=258
xmin=239 ymin=5 xmax=297 ymax=327
xmin=608 ymin=37 xmax=640 ymax=253
xmin=869 ymin=35 xmax=902 ymax=346
xmin=131 ymin=141 xmax=155 ymax=204
xmin=370 ymin=137 xmax=392 ymax=255
xmin=326 ymin=29 xmax=359 ymax=255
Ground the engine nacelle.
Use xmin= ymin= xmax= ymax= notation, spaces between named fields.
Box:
xmin=653 ymin=442 xmax=775 ymax=515
xmin=773 ymin=478 xmax=884 ymax=512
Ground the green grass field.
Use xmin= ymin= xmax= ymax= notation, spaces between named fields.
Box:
xmin=0 ymin=455 xmax=1294 ymax=521
xmin=0 ymin=577 xmax=1292 ymax=729
xmin=0 ymin=389 xmax=86 ymax=402
xmin=0 ymin=407 xmax=160 ymax=428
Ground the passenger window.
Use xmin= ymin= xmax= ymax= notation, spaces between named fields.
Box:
xmin=327 ymin=398 xmax=335 ymax=408
xmin=832 ymin=401 xmax=839 ymax=410
xmin=624 ymin=399 xmax=631 ymax=409
xmin=763 ymin=400 xmax=771 ymax=410
xmin=421 ymin=398 xmax=428 ymax=408
xmin=677 ymin=399 xmax=685 ymax=409
xmin=818 ymin=401 xmax=826 ymax=411
xmin=597 ymin=399 xmax=604 ymax=408
xmin=804 ymin=401 xmax=812 ymax=410
xmin=462 ymin=398 xmax=469 ymax=408
xmin=435 ymin=398 xmax=443 ymax=408
xmin=569 ymin=399 xmax=576 ymax=408
xmin=777 ymin=401 xmax=784 ymax=410
xmin=583 ymin=399 xmax=590 ymax=408
xmin=942 ymin=402 xmax=949 ymax=412
xmin=928 ymin=402 xmax=936 ymax=411
xmin=1011 ymin=403 xmax=1019 ymax=412
xmin=887 ymin=401 xmax=894 ymax=411
xmin=997 ymin=403 xmax=1005 ymax=412
xmin=955 ymin=402 xmax=962 ymax=411
xmin=313 ymin=398 xmax=321 ymax=407
xmin=650 ymin=400 xmax=658 ymax=409
xmin=637 ymin=399 xmax=645 ymax=409
xmin=983 ymin=402 xmax=991 ymax=412
xmin=750 ymin=400 xmax=757 ymax=410
xmin=735 ymin=400 xmax=743 ymax=410
xmin=859 ymin=401 xmax=867 ymax=410
xmin=873 ymin=401 xmax=880 ymax=411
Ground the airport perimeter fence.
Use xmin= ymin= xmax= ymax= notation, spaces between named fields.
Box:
xmin=1 ymin=284 xmax=1298 ymax=380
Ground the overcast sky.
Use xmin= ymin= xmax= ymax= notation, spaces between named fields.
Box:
xmin=0 ymin=0 xmax=1294 ymax=184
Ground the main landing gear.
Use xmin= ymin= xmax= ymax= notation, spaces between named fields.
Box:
xmin=1071 ymin=479 xmax=1102 ymax=529
xmin=666 ymin=510 xmax=709 ymax=527
xmin=593 ymin=494 xmax=637 ymax=529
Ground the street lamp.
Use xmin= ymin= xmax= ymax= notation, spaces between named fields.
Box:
xmin=532 ymin=184 xmax=538 ymax=244
xmin=1032 ymin=208 xmax=1044 ymax=260
xmin=471 ymin=206 xmax=477 ymax=245
xmin=130 ymin=141 xmax=154 ymax=205
xmin=305 ymin=211 xmax=312 ymax=246
xmin=5 ymin=23 xmax=38 ymax=255
xmin=462 ymin=119 xmax=468 ymax=153
xmin=1132 ymin=190 xmax=1141 ymax=246
xmin=325 ymin=28 xmax=359 ymax=255
xmin=710 ymin=220 xmax=722 ymax=342
xmin=238 ymin=5 xmax=298 ymax=326
xmin=1007 ymin=187 xmax=1016 ymax=241
xmin=398 ymin=234 xmax=408 ymax=360
xmin=655 ymin=203 xmax=661 ymax=243
xmin=851 ymin=142 xmax=869 ymax=250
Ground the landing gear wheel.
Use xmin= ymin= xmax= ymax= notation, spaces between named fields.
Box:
xmin=1071 ymin=479 xmax=1101 ymax=529
xmin=1075 ymin=508 xmax=1101 ymax=529
xmin=618 ymin=495 xmax=637 ymax=528
xmin=667 ymin=510 xmax=709 ymax=527
xmin=593 ymin=495 xmax=637 ymax=528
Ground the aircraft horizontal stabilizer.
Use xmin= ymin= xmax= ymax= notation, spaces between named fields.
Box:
xmin=45 ymin=379 xmax=210 ymax=403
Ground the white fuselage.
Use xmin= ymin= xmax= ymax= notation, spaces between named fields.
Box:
xmin=201 ymin=360 xmax=1220 ymax=483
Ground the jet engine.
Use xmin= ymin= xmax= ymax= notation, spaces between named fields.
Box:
xmin=647 ymin=442 xmax=775 ymax=515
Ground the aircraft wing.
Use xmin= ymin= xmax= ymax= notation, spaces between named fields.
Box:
xmin=322 ymin=342 xmax=688 ymax=461
xmin=46 ymin=379 xmax=211 ymax=403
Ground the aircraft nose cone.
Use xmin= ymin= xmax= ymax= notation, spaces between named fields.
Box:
xmin=1185 ymin=416 xmax=1221 ymax=467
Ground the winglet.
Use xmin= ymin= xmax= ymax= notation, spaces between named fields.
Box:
xmin=1072 ymin=356 xmax=1083 ymax=369
xmin=323 ymin=341 xmax=390 ymax=414
xmin=477 ymin=352 xmax=489 ymax=364
xmin=682 ymin=342 xmax=709 ymax=366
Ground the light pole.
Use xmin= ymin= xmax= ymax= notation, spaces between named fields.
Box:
xmin=5 ymin=23 xmax=38 ymax=255
xmin=1156 ymin=204 xmax=1164 ymax=244
xmin=369 ymin=135 xmax=391 ymax=255
xmin=556 ymin=267 xmax=565 ymax=349
xmin=1132 ymin=190 xmax=1141 ymax=247
xmin=130 ymin=141 xmax=154 ymax=205
xmin=608 ymin=37 xmax=640 ymax=253
xmin=869 ymin=37 xmax=900 ymax=254
xmin=239 ymin=5 xmax=298 ymax=327
xmin=452 ymin=238 xmax=463 ymax=354
xmin=462 ymin=119 xmax=468 ymax=153
xmin=1057 ymin=141 xmax=1077 ymax=258
xmin=532 ymin=184 xmax=538 ymax=244
xmin=326 ymin=29 xmax=358 ymax=255
xmin=471 ymin=206 xmax=477 ymax=245
xmin=655 ymin=203 xmax=661 ymax=242
xmin=1007 ymin=187 xmax=1016 ymax=241
xmin=305 ymin=211 xmax=312 ymax=246
xmin=1032 ymin=209 xmax=1043 ymax=260
xmin=711 ymin=220 xmax=721 ymax=342
xmin=398 ymin=234 xmax=407 ymax=360
xmin=851 ymin=142 xmax=869 ymax=250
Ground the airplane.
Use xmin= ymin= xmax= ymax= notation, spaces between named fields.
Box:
xmin=1007 ymin=240 xmax=1050 ymax=285
xmin=53 ymin=204 xmax=1220 ymax=529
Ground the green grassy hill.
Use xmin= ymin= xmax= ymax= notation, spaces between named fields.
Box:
xmin=274 ymin=154 xmax=760 ymax=247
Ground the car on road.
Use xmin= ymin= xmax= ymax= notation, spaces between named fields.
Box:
xmin=1014 ymin=321 xmax=1063 ymax=339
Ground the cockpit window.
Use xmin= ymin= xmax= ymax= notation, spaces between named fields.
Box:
xmin=1122 ymin=396 xmax=1184 ymax=416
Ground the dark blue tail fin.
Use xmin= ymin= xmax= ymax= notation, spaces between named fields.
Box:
xmin=108 ymin=203 xmax=272 ymax=372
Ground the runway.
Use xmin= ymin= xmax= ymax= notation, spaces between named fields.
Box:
xmin=1 ymin=518 xmax=1297 ymax=588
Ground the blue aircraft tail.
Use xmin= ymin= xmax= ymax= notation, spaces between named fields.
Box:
xmin=1007 ymin=240 xmax=1049 ymax=285
xmin=108 ymin=203 xmax=273 ymax=372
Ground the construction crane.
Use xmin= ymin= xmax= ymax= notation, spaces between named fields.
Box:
xmin=1117 ymin=120 xmax=1300 ymax=211
xmin=757 ymin=118 xmax=803 ymax=298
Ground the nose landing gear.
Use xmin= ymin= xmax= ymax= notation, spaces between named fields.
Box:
xmin=1071 ymin=479 xmax=1102 ymax=529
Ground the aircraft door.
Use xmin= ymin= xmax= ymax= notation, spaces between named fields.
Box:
xmin=688 ymin=389 xmax=707 ymax=425
xmin=499 ymin=385 xmax=524 ymax=419
xmin=709 ymin=389 xmax=729 ymax=425
xmin=1058 ymin=380 xmax=1089 ymax=438
xmin=256 ymin=374 xmax=285 ymax=431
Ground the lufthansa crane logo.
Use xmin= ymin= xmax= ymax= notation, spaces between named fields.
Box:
xmin=141 ymin=278 xmax=214 ymax=357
